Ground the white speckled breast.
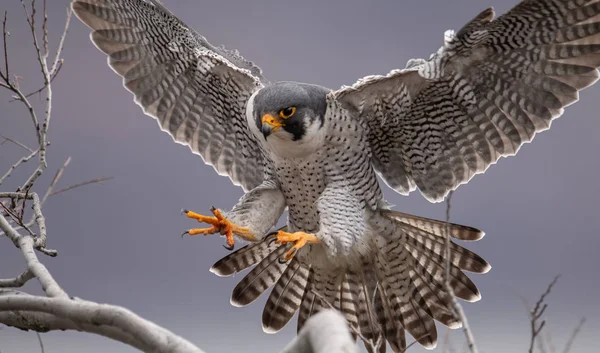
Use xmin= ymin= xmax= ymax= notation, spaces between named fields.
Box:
xmin=271 ymin=151 xmax=327 ymax=233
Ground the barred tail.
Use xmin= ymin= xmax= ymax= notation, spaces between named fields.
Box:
xmin=210 ymin=212 xmax=490 ymax=352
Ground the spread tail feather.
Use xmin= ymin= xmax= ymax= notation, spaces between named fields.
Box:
xmin=262 ymin=257 xmax=309 ymax=333
xmin=210 ymin=213 xmax=489 ymax=352
xmin=210 ymin=228 xmax=286 ymax=277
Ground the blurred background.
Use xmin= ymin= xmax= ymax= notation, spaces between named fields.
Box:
xmin=1 ymin=0 xmax=598 ymax=352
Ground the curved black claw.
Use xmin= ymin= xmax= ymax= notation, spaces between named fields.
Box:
xmin=222 ymin=243 xmax=235 ymax=251
xmin=181 ymin=230 xmax=189 ymax=238
xmin=278 ymin=247 xmax=296 ymax=264
xmin=210 ymin=206 xmax=217 ymax=212
xmin=268 ymin=236 xmax=279 ymax=246
xmin=181 ymin=209 xmax=189 ymax=215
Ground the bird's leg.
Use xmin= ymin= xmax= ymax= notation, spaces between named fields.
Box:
xmin=274 ymin=230 xmax=320 ymax=262
xmin=183 ymin=207 xmax=256 ymax=250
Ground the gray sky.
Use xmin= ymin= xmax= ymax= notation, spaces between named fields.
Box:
xmin=1 ymin=0 xmax=599 ymax=352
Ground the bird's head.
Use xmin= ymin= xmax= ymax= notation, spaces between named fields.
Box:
xmin=250 ymin=82 xmax=329 ymax=156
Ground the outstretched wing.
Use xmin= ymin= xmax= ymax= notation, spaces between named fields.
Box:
xmin=335 ymin=0 xmax=600 ymax=202
xmin=72 ymin=0 xmax=269 ymax=191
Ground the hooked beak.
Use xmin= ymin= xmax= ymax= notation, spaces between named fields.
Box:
xmin=261 ymin=113 xmax=284 ymax=138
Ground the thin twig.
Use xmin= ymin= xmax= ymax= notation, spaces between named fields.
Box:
xmin=41 ymin=156 xmax=71 ymax=204
xmin=443 ymin=191 xmax=478 ymax=353
xmin=0 ymin=148 xmax=39 ymax=186
xmin=50 ymin=8 xmax=71 ymax=75
xmin=1 ymin=200 xmax=22 ymax=224
xmin=49 ymin=176 xmax=114 ymax=198
xmin=41 ymin=0 xmax=48 ymax=61
xmin=1 ymin=10 xmax=8 ymax=81
xmin=10 ymin=61 xmax=61 ymax=102
xmin=21 ymin=0 xmax=46 ymax=87
xmin=0 ymin=135 xmax=34 ymax=153
xmin=528 ymin=275 xmax=561 ymax=353
xmin=10 ymin=6 xmax=71 ymax=103
xmin=562 ymin=317 xmax=586 ymax=353
xmin=36 ymin=332 xmax=45 ymax=353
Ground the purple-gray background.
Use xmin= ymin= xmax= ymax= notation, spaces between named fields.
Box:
xmin=1 ymin=1 xmax=599 ymax=352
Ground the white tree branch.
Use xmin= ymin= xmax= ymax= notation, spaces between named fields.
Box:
xmin=0 ymin=290 xmax=353 ymax=353
xmin=17 ymin=236 xmax=66 ymax=297
xmin=0 ymin=148 xmax=39 ymax=186
xmin=0 ymin=290 xmax=205 ymax=353
xmin=0 ymin=269 xmax=34 ymax=288
xmin=280 ymin=310 xmax=357 ymax=353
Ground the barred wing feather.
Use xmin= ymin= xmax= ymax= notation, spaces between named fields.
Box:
xmin=72 ymin=0 xmax=268 ymax=191
xmin=335 ymin=0 xmax=600 ymax=202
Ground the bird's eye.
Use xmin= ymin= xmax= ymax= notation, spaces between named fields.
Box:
xmin=279 ymin=106 xmax=296 ymax=119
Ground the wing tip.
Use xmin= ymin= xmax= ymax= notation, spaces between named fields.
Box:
xmin=421 ymin=339 xmax=438 ymax=350
xmin=209 ymin=264 xmax=231 ymax=277
xmin=261 ymin=322 xmax=280 ymax=334
xmin=447 ymin=320 xmax=463 ymax=330
xmin=230 ymin=295 xmax=246 ymax=308
xmin=465 ymin=288 xmax=483 ymax=303
xmin=479 ymin=262 xmax=492 ymax=275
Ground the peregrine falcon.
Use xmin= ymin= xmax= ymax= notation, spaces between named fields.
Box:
xmin=72 ymin=0 xmax=600 ymax=351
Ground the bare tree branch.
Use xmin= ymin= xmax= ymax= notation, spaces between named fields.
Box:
xmin=41 ymin=156 xmax=70 ymax=204
xmin=0 ymin=210 xmax=64 ymax=296
xmin=8 ymin=6 xmax=71 ymax=103
xmin=0 ymin=169 xmax=112 ymax=238
xmin=0 ymin=148 xmax=39 ymax=186
xmin=50 ymin=8 xmax=71 ymax=76
xmin=10 ymin=60 xmax=62 ymax=102
xmin=280 ymin=310 xmax=356 ymax=353
xmin=1 ymin=10 xmax=8 ymax=81
xmin=0 ymin=269 xmax=34 ymax=288
xmin=443 ymin=191 xmax=478 ymax=353
xmin=36 ymin=332 xmax=45 ymax=353
xmin=49 ymin=176 xmax=114 ymax=198
xmin=0 ymin=135 xmax=34 ymax=153
xmin=0 ymin=291 xmax=206 ymax=353
xmin=562 ymin=317 xmax=586 ymax=353
xmin=528 ymin=275 xmax=560 ymax=353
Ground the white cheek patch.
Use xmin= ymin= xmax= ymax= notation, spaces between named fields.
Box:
xmin=271 ymin=116 xmax=325 ymax=159
xmin=268 ymin=130 xmax=295 ymax=153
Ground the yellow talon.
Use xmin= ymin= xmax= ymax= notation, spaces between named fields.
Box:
xmin=275 ymin=230 xmax=320 ymax=261
xmin=182 ymin=207 xmax=256 ymax=250
xmin=187 ymin=226 xmax=219 ymax=235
